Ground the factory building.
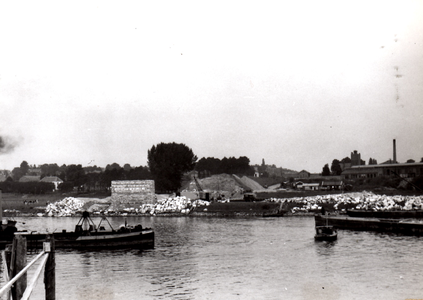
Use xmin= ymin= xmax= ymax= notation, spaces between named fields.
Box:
xmin=341 ymin=162 xmax=423 ymax=179
xmin=341 ymin=139 xmax=423 ymax=179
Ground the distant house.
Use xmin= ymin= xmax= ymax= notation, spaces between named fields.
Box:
xmin=0 ymin=174 xmax=6 ymax=182
xmin=297 ymin=170 xmax=310 ymax=179
xmin=19 ymin=176 xmax=40 ymax=182
xmin=302 ymin=182 xmax=320 ymax=190
xmin=40 ymin=176 xmax=64 ymax=190
xmin=294 ymin=181 xmax=304 ymax=189
xmin=321 ymin=180 xmax=343 ymax=191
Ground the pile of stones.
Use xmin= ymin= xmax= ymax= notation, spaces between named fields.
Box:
xmin=44 ymin=196 xmax=210 ymax=216
xmin=267 ymin=191 xmax=423 ymax=213
xmin=45 ymin=197 xmax=85 ymax=217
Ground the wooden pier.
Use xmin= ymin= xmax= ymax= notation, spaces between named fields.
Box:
xmin=1 ymin=235 xmax=55 ymax=300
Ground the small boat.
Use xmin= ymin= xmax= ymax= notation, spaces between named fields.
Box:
xmin=1 ymin=211 xmax=154 ymax=250
xmin=314 ymin=225 xmax=338 ymax=241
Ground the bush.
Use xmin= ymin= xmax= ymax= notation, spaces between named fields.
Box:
xmin=411 ymin=176 xmax=423 ymax=191
xmin=0 ymin=182 xmax=55 ymax=194
xmin=58 ymin=181 xmax=74 ymax=193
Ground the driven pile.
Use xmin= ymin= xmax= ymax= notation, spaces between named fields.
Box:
xmin=267 ymin=191 xmax=423 ymax=214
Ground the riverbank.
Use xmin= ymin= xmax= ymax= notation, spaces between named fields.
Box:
xmin=2 ymin=189 xmax=423 ymax=218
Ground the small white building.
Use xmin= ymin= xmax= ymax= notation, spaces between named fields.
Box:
xmin=302 ymin=183 xmax=320 ymax=190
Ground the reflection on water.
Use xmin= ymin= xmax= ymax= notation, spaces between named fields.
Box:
xmin=314 ymin=239 xmax=337 ymax=257
xmin=1 ymin=216 xmax=423 ymax=299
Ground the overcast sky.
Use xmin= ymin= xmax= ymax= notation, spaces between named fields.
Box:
xmin=1 ymin=1 xmax=422 ymax=173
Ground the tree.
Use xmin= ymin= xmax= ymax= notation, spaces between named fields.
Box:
xmin=148 ymin=142 xmax=197 ymax=192
xmin=126 ymin=166 xmax=152 ymax=180
xmin=40 ymin=163 xmax=60 ymax=177
xmin=322 ymin=164 xmax=330 ymax=176
xmin=20 ymin=161 xmax=30 ymax=175
xmin=341 ymin=157 xmax=351 ymax=163
xmin=330 ymin=159 xmax=342 ymax=175
xmin=105 ymin=163 xmax=121 ymax=171
xmin=65 ymin=164 xmax=87 ymax=189
xmin=11 ymin=167 xmax=25 ymax=181
xmin=369 ymin=158 xmax=378 ymax=165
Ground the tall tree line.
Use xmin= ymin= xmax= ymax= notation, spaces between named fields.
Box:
xmin=195 ymin=156 xmax=254 ymax=178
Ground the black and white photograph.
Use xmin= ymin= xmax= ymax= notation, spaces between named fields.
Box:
xmin=1 ymin=1 xmax=423 ymax=299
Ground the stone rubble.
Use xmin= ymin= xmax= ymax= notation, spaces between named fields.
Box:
xmin=45 ymin=197 xmax=85 ymax=217
xmin=41 ymin=192 xmax=423 ymax=216
xmin=44 ymin=196 xmax=210 ymax=217
xmin=267 ymin=191 xmax=423 ymax=213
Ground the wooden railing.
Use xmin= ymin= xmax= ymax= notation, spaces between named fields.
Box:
xmin=1 ymin=235 xmax=55 ymax=300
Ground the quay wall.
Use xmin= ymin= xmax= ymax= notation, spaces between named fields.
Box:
xmin=111 ymin=180 xmax=156 ymax=204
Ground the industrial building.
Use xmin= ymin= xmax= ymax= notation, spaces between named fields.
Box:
xmin=341 ymin=139 xmax=423 ymax=179
xmin=341 ymin=162 xmax=423 ymax=179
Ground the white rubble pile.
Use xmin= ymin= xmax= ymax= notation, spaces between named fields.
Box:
xmin=45 ymin=197 xmax=85 ymax=217
xmin=45 ymin=196 xmax=210 ymax=216
xmin=267 ymin=191 xmax=423 ymax=213
xmin=135 ymin=196 xmax=210 ymax=215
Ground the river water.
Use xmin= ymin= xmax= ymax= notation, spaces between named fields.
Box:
xmin=1 ymin=215 xmax=423 ymax=300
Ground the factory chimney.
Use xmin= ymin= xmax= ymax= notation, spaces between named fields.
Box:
xmin=393 ymin=139 xmax=397 ymax=163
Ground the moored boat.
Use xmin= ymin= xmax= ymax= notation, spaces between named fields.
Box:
xmin=346 ymin=209 xmax=423 ymax=219
xmin=0 ymin=211 xmax=154 ymax=250
xmin=314 ymin=225 xmax=337 ymax=241
xmin=315 ymin=214 xmax=423 ymax=236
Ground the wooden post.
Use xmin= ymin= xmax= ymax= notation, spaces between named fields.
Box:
xmin=3 ymin=244 xmax=12 ymax=300
xmin=10 ymin=235 xmax=27 ymax=300
xmin=44 ymin=234 xmax=55 ymax=300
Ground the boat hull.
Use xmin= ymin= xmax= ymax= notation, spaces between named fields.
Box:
xmin=314 ymin=234 xmax=337 ymax=241
xmin=1 ymin=229 xmax=155 ymax=250
xmin=347 ymin=209 xmax=423 ymax=219
xmin=314 ymin=225 xmax=337 ymax=241
xmin=315 ymin=214 xmax=423 ymax=236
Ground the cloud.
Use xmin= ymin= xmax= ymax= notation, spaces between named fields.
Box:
xmin=0 ymin=135 xmax=20 ymax=155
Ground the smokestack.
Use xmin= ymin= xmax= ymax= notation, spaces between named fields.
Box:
xmin=393 ymin=139 xmax=397 ymax=163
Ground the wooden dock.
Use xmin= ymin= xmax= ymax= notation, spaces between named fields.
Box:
xmin=1 ymin=234 xmax=55 ymax=300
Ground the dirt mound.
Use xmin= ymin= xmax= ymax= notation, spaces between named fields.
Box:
xmin=184 ymin=174 xmax=245 ymax=193
xmin=232 ymin=175 xmax=264 ymax=191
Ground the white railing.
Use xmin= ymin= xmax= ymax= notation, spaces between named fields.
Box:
xmin=0 ymin=237 xmax=54 ymax=300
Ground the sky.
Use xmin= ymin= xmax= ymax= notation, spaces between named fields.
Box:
xmin=1 ymin=1 xmax=422 ymax=173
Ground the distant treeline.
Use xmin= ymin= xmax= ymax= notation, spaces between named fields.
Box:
xmin=5 ymin=162 xmax=153 ymax=194
xmin=5 ymin=154 xmax=257 ymax=194
xmin=195 ymin=156 xmax=255 ymax=178
xmin=0 ymin=181 xmax=55 ymax=194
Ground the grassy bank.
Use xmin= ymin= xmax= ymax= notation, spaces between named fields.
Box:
xmin=1 ymin=191 xmax=110 ymax=214
xmin=2 ymin=188 xmax=422 ymax=217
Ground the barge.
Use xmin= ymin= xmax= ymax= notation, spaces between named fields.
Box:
xmin=346 ymin=209 xmax=423 ymax=219
xmin=315 ymin=214 xmax=423 ymax=236
xmin=0 ymin=211 xmax=154 ymax=250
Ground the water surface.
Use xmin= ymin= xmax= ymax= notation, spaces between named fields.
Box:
xmin=2 ymin=216 xmax=423 ymax=299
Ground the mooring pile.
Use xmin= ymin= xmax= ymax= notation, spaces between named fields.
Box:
xmin=267 ymin=191 xmax=423 ymax=213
